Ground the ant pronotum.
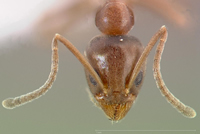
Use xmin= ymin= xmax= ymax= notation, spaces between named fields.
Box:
xmin=2 ymin=0 xmax=196 ymax=121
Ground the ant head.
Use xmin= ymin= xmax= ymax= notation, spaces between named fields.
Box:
xmin=84 ymin=35 xmax=145 ymax=121
xmin=95 ymin=0 xmax=134 ymax=35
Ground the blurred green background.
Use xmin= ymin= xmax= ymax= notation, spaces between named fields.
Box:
xmin=0 ymin=0 xmax=199 ymax=134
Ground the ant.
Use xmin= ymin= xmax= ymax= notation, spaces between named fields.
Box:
xmin=2 ymin=0 xmax=196 ymax=121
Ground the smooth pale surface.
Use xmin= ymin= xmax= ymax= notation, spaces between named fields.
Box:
xmin=0 ymin=0 xmax=199 ymax=134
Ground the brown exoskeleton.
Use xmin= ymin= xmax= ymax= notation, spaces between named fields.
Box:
xmin=2 ymin=0 xmax=196 ymax=121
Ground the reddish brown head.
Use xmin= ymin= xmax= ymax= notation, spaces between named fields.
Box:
xmin=84 ymin=35 xmax=146 ymax=121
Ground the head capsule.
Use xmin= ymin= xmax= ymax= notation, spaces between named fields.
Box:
xmin=84 ymin=35 xmax=146 ymax=121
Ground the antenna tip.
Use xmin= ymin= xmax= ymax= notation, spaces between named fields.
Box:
xmin=2 ymin=98 xmax=15 ymax=109
xmin=184 ymin=106 xmax=197 ymax=118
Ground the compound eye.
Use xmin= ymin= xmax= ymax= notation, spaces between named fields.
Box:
xmin=134 ymin=71 xmax=143 ymax=87
xmin=89 ymin=70 xmax=100 ymax=86
xmin=89 ymin=75 xmax=97 ymax=86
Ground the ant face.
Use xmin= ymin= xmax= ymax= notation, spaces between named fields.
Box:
xmin=85 ymin=35 xmax=145 ymax=120
xmin=2 ymin=0 xmax=196 ymax=121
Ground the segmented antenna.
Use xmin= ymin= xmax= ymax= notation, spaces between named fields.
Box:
xmin=153 ymin=26 xmax=196 ymax=118
xmin=2 ymin=37 xmax=59 ymax=109
xmin=2 ymin=34 xmax=103 ymax=109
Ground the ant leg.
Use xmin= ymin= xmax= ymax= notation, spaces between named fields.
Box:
xmin=153 ymin=30 xmax=196 ymax=118
xmin=2 ymin=34 xmax=104 ymax=109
